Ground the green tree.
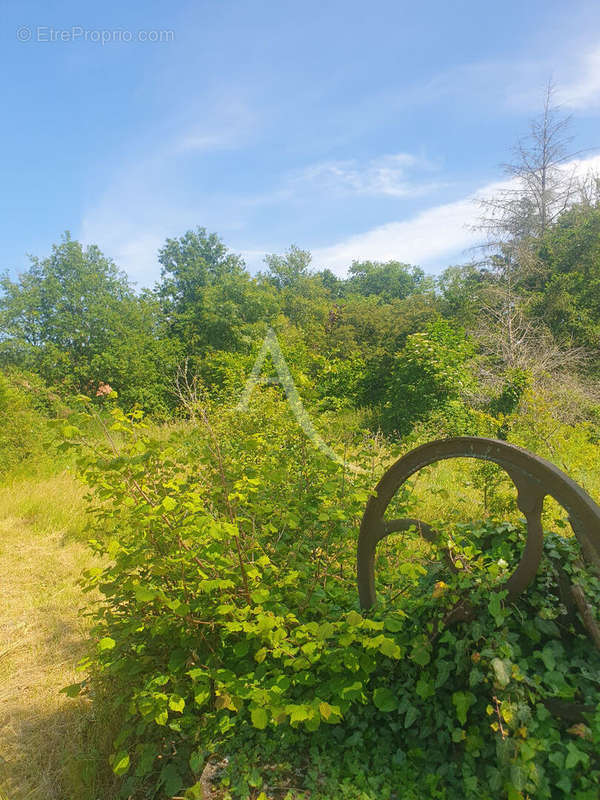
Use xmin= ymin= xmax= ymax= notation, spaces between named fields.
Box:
xmin=380 ymin=319 xmax=475 ymax=435
xmin=347 ymin=260 xmax=429 ymax=301
xmin=0 ymin=234 xmax=130 ymax=386
xmin=530 ymin=202 xmax=600 ymax=353
xmin=263 ymin=245 xmax=312 ymax=290
xmin=158 ymin=228 xmax=276 ymax=354
xmin=0 ymin=234 xmax=176 ymax=411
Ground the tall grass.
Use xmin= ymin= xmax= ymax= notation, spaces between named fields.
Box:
xmin=0 ymin=469 xmax=117 ymax=800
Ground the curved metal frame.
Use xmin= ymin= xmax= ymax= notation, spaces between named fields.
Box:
xmin=357 ymin=436 xmax=600 ymax=610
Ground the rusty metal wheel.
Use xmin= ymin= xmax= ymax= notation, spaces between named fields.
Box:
xmin=357 ymin=436 xmax=600 ymax=610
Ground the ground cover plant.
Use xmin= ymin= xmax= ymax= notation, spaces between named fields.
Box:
xmin=52 ymin=393 xmax=600 ymax=800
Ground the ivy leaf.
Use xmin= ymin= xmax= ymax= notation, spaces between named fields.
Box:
xmin=491 ymin=657 xmax=511 ymax=688
xmin=565 ymin=741 xmax=589 ymax=769
xmin=488 ymin=593 xmax=504 ymax=626
xmin=452 ymin=691 xmax=476 ymax=725
xmin=373 ymin=687 xmax=398 ymax=712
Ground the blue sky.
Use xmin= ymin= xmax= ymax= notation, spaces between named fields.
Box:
xmin=3 ymin=0 xmax=600 ymax=286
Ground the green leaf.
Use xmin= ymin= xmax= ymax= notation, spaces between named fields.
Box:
xmin=383 ymin=615 xmax=404 ymax=632
xmin=346 ymin=610 xmax=363 ymax=628
xmin=491 ymin=657 xmax=511 ymax=688
xmin=488 ymin=592 xmax=504 ymax=626
xmin=169 ymin=695 xmax=185 ymax=712
xmin=60 ymin=682 xmax=84 ymax=697
xmin=373 ymin=687 xmax=398 ymax=712
xmin=540 ymin=645 xmax=556 ymax=672
xmin=404 ymin=705 xmax=419 ymax=728
xmin=565 ymin=741 xmax=589 ymax=769
xmin=194 ymin=689 xmax=211 ymax=707
xmin=415 ymin=676 xmax=435 ymax=700
xmin=134 ymin=586 xmax=156 ymax=603
xmin=379 ymin=637 xmax=402 ymax=659
xmin=154 ymin=710 xmax=168 ymax=726
xmin=161 ymin=496 xmax=177 ymax=511
xmin=452 ymin=691 xmax=476 ymax=725
xmin=251 ymin=707 xmax=268 ymax=729
xmin=112 ymin=751 xmax=130 ymax=776
xmin=410 ymin=641 xmax=431 ymax=666
xmin=160 ymin=763 xmax=183 ymax=796
xmin=98 ymin=637 xmax=116 ymax=651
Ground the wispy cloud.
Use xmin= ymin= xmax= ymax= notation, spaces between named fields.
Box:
xmin=557 ymin=45 xmax=600 ymax=110
xmin=313 ymin=154 xmax=600 ymax=275
xmin=313 ymin=194 xmax=483 ymax=274
xmin=173 ymin=98 xmax=259 ymax=153
xmin=289 ymin=153 xmax=441 ymax=198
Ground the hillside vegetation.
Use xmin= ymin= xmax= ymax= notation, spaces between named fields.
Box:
xmin=1 ymin=98 xmax=600 ymax=800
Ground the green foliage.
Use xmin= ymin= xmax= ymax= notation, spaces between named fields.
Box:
xmin=0 ymin=369 xmax=61 ymax=478
xmin=159 ymin=227 xmax=277 ymax=355
xmin=346 ymin=260 xmax=431 ymax=301
xmin=530 ymin=203 xmax=600 ymax=354
xmin=62 ymin=398 xmax=600 ymax=799
xmin=380 ymin=319 xmax=476 ymax=435
xmin=0 ymin=234 xmax=176 ymax=412
xmin=489 ymin=370 xmax=531 ymax=418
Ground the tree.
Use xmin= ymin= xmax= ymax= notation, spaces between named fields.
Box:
xmin=480 ymin=81 xmax=578 ymax=249
xmin=473 ymin=83 xmax=587 ymax=373
xmin=437 ymin=263 xmax=487 ymax=325
xmin=262 ymin=245 xmax=312 ymax=289
xmin=158 ymin=228 xmax=277 ymax=354
xmin=0 ymin=234 xmax=131 ymax=387
xmin=380 ymin=319 xmax=475 ymax=435
xmin=346 ymin=260 xmax=429 ymax=301
xmin=529 ymin=201 xmax=600 ymax=355
xmin=0 ymin=234 xmax=179 ymax=411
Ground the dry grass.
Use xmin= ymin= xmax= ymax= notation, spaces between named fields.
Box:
xmin=0 ymin=470 xmax=116 ymax=800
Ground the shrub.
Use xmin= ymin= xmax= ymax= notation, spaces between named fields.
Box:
xmin=64 ymin=399 xmax=600 ymax=799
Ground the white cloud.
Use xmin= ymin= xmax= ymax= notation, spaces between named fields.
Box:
xmin=290 ymin=153 xmax=440 ymax=199
xmin=313 ymin=154 xmax=600 ymax=275
xmin=313 ymin=194 xmax=483 ymax=274
xmin=557 ymin=45 xmax=600 ymax=110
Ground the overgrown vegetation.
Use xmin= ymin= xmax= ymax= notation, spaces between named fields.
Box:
xmin=1 ymin=91 xmax=600 ymax=799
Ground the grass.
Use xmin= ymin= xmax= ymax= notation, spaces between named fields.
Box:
xmin=0 ymin=468 xmax=116 ymax=800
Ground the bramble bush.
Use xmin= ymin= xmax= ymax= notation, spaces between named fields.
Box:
xmin=63 ymin=396 xmax=600 ymax=799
